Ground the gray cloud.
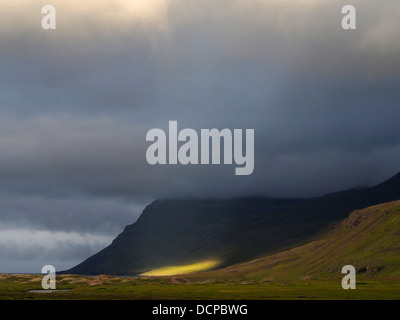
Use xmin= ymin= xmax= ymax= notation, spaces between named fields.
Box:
xmin=0 ymin=227 xmax=112 ymax=273
xmin=0 ymin=0 xmax=400 ymax=272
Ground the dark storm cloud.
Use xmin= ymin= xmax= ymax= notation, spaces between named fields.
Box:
xmin=0 ymin=0 xmax=400 ymax=271
xmin=0 ymin=193 xmax=146 ymax=234
xmin=0 ymin=0 xmax=399 ymax=198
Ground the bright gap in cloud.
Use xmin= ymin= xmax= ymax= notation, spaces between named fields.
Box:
xmin=0 ymin=228 xmax=112 ymax=273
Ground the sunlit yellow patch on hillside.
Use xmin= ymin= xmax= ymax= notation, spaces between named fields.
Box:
xmin=141 ymin=259 xmax=221 ymax=276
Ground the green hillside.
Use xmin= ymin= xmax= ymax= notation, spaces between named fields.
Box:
xmin=206 ymin=200 xmax=400 ymax=281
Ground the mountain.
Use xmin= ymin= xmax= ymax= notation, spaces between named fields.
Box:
xmin=203 ymin=199 xmax=400 ymax=280
xmin=66 ymin=172 xmax=400 ymax=275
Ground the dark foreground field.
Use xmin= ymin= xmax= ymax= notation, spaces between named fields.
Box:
xmin=0 ymin=274 xmax=399 ymax=300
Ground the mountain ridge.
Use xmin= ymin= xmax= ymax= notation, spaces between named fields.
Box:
xmin=65 ymin=171 xmax=400 ymax=275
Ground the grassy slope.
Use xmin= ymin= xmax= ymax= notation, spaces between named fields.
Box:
xmin=191 ymin=200 xmax=400 ymax=281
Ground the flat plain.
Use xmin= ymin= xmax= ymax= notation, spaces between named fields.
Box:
xmin=1 ymin=274 xmax=399 ymax=300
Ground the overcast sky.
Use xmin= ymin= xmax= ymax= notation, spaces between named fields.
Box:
xmin=0 ymin=0 xmax=399 ymax=273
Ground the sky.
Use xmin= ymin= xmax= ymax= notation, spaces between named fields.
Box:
xmin=0 ymin=0 xmax=399 ymax=273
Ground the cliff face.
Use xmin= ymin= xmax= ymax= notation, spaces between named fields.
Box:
xmin=66 ymin=173 xmax=400 ymax=275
